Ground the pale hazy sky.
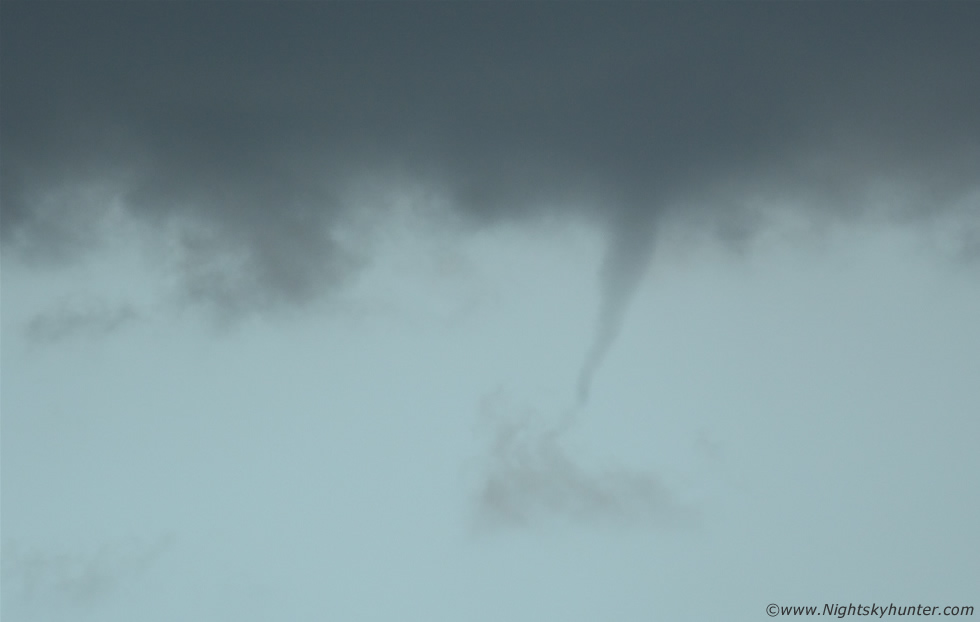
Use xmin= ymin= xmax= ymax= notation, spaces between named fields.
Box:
xmin=2 ymin=2 xmax=979 ymax=621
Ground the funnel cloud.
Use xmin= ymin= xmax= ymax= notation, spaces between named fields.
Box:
xmin=578 ymin=216 xmax=659 ymax=403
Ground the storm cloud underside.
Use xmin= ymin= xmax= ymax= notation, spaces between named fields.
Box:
xmin=2 ymin=2 xmax=979 ymax=393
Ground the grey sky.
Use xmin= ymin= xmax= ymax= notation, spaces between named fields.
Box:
xmin=2 ymin=2 xmax=978 ymax=620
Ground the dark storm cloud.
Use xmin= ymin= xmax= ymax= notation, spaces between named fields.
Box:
xmin=2 ymin=2 xmax=978 ymax=374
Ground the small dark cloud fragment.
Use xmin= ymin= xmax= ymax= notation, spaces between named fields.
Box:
xmin=25 ymin=299 xmax=139 ymax=344
xmin=1 ymin=536 xmax=173 ymax=614
xmin=471 ymin=393 xmax=698 ymax=531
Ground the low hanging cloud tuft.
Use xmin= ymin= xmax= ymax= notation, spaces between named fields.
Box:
xmin=25 ymin=299 xmax=140 ymax=344
xmin=1 ymin=536 xmax=173 ymax=616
